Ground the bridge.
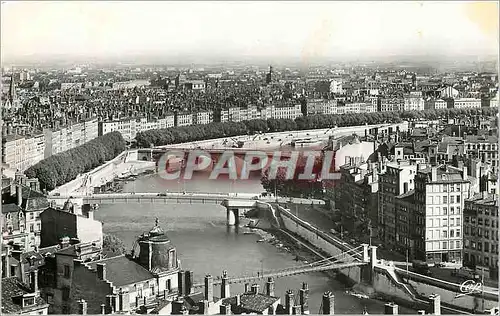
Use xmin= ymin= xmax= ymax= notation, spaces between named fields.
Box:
xmin=191 ymin=245 xmax=369 ymax=288
xmin=47 ymin=191 xmax=324 ymax=226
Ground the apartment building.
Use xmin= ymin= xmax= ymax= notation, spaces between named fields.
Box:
xmin=306 ymin=99 xmax=337 ymax=115
xmin=176 ymin=113 xmax=193 ymax=127
xmin=378 ymin=161 xmax=418 ymax=250
xmin=379 ymin=97 xmax=404 ymax=112
xmin=463 ymin=134 xmax=498 ymax=174
xmin=463 ymin=192 xmax=499 ymax=280
xmin=403 ymin=93 xmax=425 ymax=111
xmin=424 ymin=98 xmax=448 ymax=110
xmin=414 ymin=165 xmax=470 ymax=264
xmin=274 ymin=104 xmax=302 ymax=120
xmin=44 ymin=119 xmax=98 ymax=158
xmin=453 ymin=98 xmax=482 ymax=109
xmin=2 ymin=133 xmax=45 ymax=172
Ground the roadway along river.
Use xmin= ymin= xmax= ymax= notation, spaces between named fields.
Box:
xmin=95 ymin=173 xmax=416 ymax=314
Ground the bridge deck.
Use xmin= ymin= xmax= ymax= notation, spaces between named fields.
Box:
xmin=191 ymin=261 xmax=366 ymax=288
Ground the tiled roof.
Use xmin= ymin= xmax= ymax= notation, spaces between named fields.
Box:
xmin=2 ymin=203 xmax=21 ymax=214
xmin=222 ymin=293 xmax=279 ymax=313
xmin=1 ymin=277 xmax=48 ymax=314
xmin=87 ymin=255 xmax=155 ymax=287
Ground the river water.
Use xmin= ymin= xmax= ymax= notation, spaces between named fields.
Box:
xmin=95 ymin=173 xmax=415 ymax=314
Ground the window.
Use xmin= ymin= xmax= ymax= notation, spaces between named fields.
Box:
xmin=23 ymin=297 xmax=35 ymax=306
xmin=450 ymin=230 xmax=454 ymax=237
xmin=30 ymin=224 xmax=34 ymax=233
xmin=29 ymin=212 xmax=34 ymax=220
xmin=456 ymin=218 xmax=461 ymax=226
xmin=456 ymin=195 xmax=461 ymax=203
xmin=62 ymin=287 xmax=70 ymax=301
xmin=166 ymin=279 xmax=171 ymax=291
xmin=443 ymin=230 xmax=448 ymax=238
xmin=450 ymin=218 xmax=454 ymax=226
xmin=64 ymin=265 xmax=70 ymax=278
xmin=20 ymin=225 xmax=25 ymax=233
xmin=484 ymin=242 xmax=490 ymax=253
xmin=456 ymin=229 xmax=461 ymax=237
xmin=442 ymin=242 xmax=448 ymax=249
xmin=456 ymin=207 xmax=461 ymax=214
xmin=450 ymin=196 xmax=455 ymax=204
xmin=443 ymin=196 xmax=448 ymax=203
xmin=443 ymin=207 xmax=448 ymax=215
xmin=451 ymin=207 xmax=455 ymax=215
xmin=36 ymin=223 xmax=41 ymax=232
xmin=485 ymin=219 xmax=490 ymax=226
xmin=443 ymin=219 xmax=448 ymax=226
xmin=456 ymin=240 xmax=461 ymax=248
xmin=46 ymin=294 xmax=54 ymax=304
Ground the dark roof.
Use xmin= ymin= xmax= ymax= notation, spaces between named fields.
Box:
xmin=87 ymin=255 xmax=155 ymax=287
xmin=1 ymin=277 xmax=48 ymax=314
xmin=2 ymin=203 xmax=21 ymax=214
xmin=222 ymin=293 xmax=279 ymax=313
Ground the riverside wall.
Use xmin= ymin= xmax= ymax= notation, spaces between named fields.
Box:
xmin=276 ymin=205 xmax=499 ymax=313
xmin=50 ymin=150 xmax=155 ymax=196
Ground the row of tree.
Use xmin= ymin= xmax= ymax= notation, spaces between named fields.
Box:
xmin=136 ymin=107 xmax=497 ymax=148
xmin=25 ymin=132 xmax=126 ymax=191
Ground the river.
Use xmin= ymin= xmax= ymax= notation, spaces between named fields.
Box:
xmin=95 ymin=173 xmax=416 ymax=314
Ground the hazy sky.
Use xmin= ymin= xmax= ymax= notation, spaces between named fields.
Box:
xmin=1 ymin=1 xmax=498 ymax=62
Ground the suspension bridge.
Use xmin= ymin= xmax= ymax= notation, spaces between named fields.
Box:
xmin=191 ymin=245 xmax=367 ymax=288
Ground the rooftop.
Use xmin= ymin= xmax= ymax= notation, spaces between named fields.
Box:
xmin=1 ymin=277 xmax=48 ymax=314
xmin=87 ymin=255 xmax=155 ymax=287
xmin=222 ymin=293 xmax=280 ymax=313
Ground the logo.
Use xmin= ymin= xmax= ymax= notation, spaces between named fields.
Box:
xmin=156 ymin=149 xmax=341 ymax=182
xmin=455 ymin=280 xmax=482 ymax=298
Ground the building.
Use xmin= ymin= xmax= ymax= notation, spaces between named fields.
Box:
xmin=378 ymin=161 xmax=418 ymax=250
xmin=424 ymin=98 xmax=448 ymax=110
xmin=44 ymin=119 xmax=98 ymax=158
xmin=193 ymin=111 xmax=213 ymax=125
xmin=403 ymin=93 xmax=425 ymax=111
xmin=49 ymin=220 xmax=180 ymax=314
xmin=453 ymin=98 xmax=482 ymax=109
xmin=463 ymin=134 xmax=498 ymax=174
xmin=463 ymin=192 xmax=499 ymax=280
xmin=175 ymin=113 xmax=193 ymax=127
xmin=39 ymin=203 xmax=103 ymax=248
xmin=184 ymin=80 xmax=206 ymax=92
xmin=2 ymin=276 xmax=49 ymax=315
xmin=414 ymin=165 xmax=470 ymax=264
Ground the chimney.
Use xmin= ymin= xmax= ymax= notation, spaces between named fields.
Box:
xmin=431 ymin=167 xmax=437 ymax=181
xmin=384 ymin=302 xmax=398 ymax=315
xmin=60 ymin=237 xmax=71 ymax=249
xmin=462 ymin=166 xmax=468 ymax=180
xmin=105 ymin=295 xmax=114 ymax=314
xmin=97 ymin=263 xmax=106 ymax=280
xmin=299 ymin=283 xmax=309 ymax=314
xmin=172 ymin=299 xmax=184 ymax=315
xmin=429 ymin=294 xmax=441 ymax=315
xmin=100 ymin=304 xmax=105 ymax=315
xmin=235 ymin=294 xmax=241 ymax=307
xmin=204 ymin=274 xmax=213 ymax=302
xmin=178 ymin=271 xmax=186 ymax=296
xmin=293 ymin=305 xmax=302 ymax=315
xmin=220 ymin=303 xmax=231 ymax=315
xmin=16 ymin=185 xmax=22 ymax=207
xmin=78 ymin=299 xmax=88 ymax=315
xmin=30 ymin=270 xmax=38 ymax=293
xmin=185 ymin=270 xmax=193 ymax=295
xmin=244 ymin=283 xmax=250 ymax=293
xmin=266 ymin=277 xmax=275 ymax=296
xmin=251 ymin=284 xmax=260 ymax=294
xmin=322 ymin=292 xmax=335 ymax=315
xmin=118 ymin=288 xmax=130 ymax=312
xmin=221 ymin=271 xmax=230 ymax=299
xmin=198 ymin=300 xmax=209 ymax=314
xmin=285 ymin=290 xmax=294 ymax=315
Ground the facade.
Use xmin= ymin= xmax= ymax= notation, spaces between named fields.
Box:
xmin=176 ymin=113 xmax=193 ymax=127
xmin=404 ymin=93 xmax=425 ymax=111
xmin=463 ymin=135 xmax=498 ymax=174
xmin=48 ymin=221 xmax=180 ymax=314
xmin=378 ymin=161 xmax=418 ymax=250
xmin=43 ymin=119 xmax=98 ymax=158
xmin=194 ymin=111 xmax=214 ymax=125
xmin=453 ymin=98 xmax=482 ymax=109
xmin=424 ymin=98 xmax=447 ymax=110
xmin=415 ymin=165 xmax=470 ymax=264
xmin=463 ymin=192 xmax=499 ymax=280
xmin=379 ymin=97 xmax=403 ymax=112
xmin=39 ymin=205 xmax=103 ymax=248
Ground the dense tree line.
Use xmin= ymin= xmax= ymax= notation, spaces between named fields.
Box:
xmin=136 ymin=107 xmax=497 ymax=148
xmin=25 ymin=132 xmax=126 ymax=191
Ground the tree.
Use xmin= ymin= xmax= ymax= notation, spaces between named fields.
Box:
xmin=102 ymin=233 xmax=127 ymax=257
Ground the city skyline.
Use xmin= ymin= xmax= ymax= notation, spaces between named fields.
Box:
xmin=1 ymin=1 xmax=499 ymax=64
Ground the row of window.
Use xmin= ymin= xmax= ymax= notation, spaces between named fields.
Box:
xmin=426 ymin=228 xmax=461 ymax=240
xmin=465 ymin=216 xmax=498 ymax=227
xmin=464 ymin=227 xmax=499 ymax=240
xmin=426 ymin=195 xmax=462 ymax=205
xmin=427 ymin=217 xmax=461 ymax=227
xmin=427 ymin=183 xmax=465 ymax=193
xmin=464 ymin=240 xmax=498 ymax=253
xmin=426 ymin=240 xmax=461 ymax=251
xmin=466 ymin=143 xmax=497 ymax=151
xmin=427 ymin=206 xmax=461 ymax=216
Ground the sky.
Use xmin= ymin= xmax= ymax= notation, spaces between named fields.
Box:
xmin=1 ymin=1 xmax=498 ymax=63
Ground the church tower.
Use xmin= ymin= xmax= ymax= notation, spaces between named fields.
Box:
xmin=266 ymin=66 xmax=273 ymax=85
xmin=8 ymin=75 xmax=19 ymax=109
